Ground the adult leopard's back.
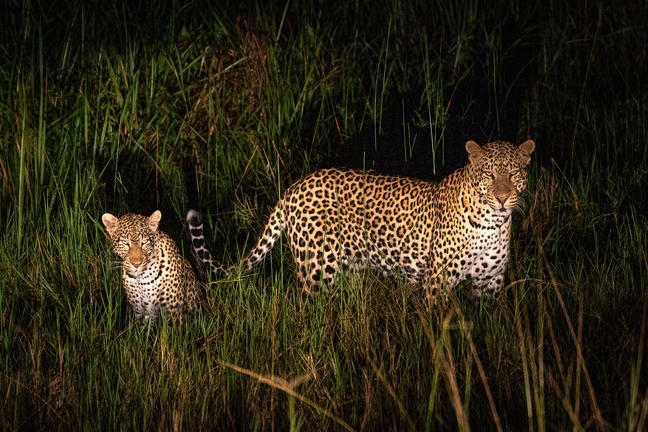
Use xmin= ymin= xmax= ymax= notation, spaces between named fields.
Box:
xmin=189 ymin=139 xmax=535 ymax=303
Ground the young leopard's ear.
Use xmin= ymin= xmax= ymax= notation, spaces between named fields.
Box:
xmin=148 ymin=210 xmax=162 ymax=232
xmin=517 ymin=139 xmax=536 ymax=167
xmin=102 ymin=213 xmax=119 ymax=236
xmin=465 ymin=140 xmax=484 ymax=165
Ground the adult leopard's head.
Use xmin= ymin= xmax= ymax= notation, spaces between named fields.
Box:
xmin=102 ymin=211 xmax=162 ymax=273
xmin=465 ymin=139 xmax=535 ymax=213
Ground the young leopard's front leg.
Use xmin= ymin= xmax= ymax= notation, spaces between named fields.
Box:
xmin=167 ymin=306 xmax=186 ymax=325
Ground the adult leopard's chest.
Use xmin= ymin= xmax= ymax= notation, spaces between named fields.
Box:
xmin=458 ymin=214 xmax=511 ymax=283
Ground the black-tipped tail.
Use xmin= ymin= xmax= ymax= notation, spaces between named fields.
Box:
xmin=186 ymin=209 xmax=226 ymax=275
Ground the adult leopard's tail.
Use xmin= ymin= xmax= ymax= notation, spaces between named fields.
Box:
xmin=186 ymin=209 xmax=226 ymax=275
xmin=243 ymin=204 xmax=284 ymax=270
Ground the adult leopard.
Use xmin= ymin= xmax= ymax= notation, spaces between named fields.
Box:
xmin=187 ymin=139 xmax=535 ymax=304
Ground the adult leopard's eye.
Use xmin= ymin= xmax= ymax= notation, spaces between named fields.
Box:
xmin=483 ymin=172 xmax=495 ymax=179
xmin=510 ymin=169 xmax=520 ymax=177
xmin=142 ymin=239 xmax=150 ymax=246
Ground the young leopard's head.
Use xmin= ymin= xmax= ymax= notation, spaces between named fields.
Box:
xmin=101 ymin=210 xmax=162 ymax=274
xmin=465 ymin=139 xmax=535 ymax=213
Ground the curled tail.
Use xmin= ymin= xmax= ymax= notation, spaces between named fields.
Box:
xmin=243 ymin=204 xmax=284 ymax=269
xmin=186 ymin=209 xmax=226 ymax=275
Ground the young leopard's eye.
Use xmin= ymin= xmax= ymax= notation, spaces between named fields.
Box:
xmin=483 ymin=172 xmax=495 ymax=179
xmin=120 ymin=239 xmax=129 ymax=246
xmin=510 ymin=169 xmax=520 ymax=177
xmin=142 ymin=239 xmax=150 ymax=246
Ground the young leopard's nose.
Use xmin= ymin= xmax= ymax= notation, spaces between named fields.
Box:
xmin=128 ymin=243 xmax=144 ymax=267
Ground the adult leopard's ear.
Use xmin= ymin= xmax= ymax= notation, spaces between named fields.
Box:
xmin=149 ymin=210 xmax=162 ymax=232
xmin=517 ymin=139 xmax=536 ymax=167
xmin=465 ymin=140 xmax=484 ymax=165
xmin=102 ymin=213 xmax=119 ymax=236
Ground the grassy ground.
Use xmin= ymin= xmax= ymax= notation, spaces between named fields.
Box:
xmin=1 ymin=0 xmax=647 ymax=430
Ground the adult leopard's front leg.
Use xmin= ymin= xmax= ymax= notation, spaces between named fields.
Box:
xmin=422 ymin=266 xmax=456 ymax=309
xmin=470 ymin=273 xmax=505 ymax=299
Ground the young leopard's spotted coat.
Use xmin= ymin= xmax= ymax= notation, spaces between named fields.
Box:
xmin=188 ymin=139 xmax=535 ymax=303
xmin=102 ymin=210 xmax=200 ymax=324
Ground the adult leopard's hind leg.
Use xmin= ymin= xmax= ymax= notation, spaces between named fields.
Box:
xmin=303 ymin=255 xmax=340 ymax=294
xmin=291 ymin=229 xmax=341 ymax=294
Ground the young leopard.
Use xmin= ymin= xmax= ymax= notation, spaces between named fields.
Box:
xmin=102 ymin=210 xmax=200 ymax=324
xmin=188 ymin=139 xmax=535 ymax=303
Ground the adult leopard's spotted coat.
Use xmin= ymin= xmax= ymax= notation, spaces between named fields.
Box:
xmin=188 ymin=139 xmax=535 ymax=303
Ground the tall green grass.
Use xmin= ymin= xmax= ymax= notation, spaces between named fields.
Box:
xmin=1 ymin=0 xmax=647 ymax=430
